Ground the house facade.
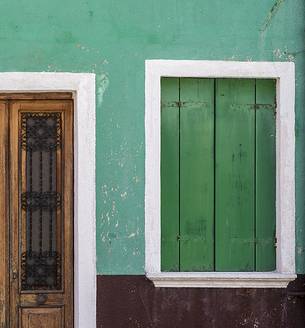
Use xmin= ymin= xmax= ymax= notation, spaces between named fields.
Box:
xmin=0 ymin=0 xmax=304 ymax=327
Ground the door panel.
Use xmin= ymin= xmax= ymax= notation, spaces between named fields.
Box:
xmin=0 ymin=101 xmax=8 ymax=327
xmin=8 ymin=99 xmax=73 ymax=327
xmin=20 ymin=307 xmax=63 ymax=328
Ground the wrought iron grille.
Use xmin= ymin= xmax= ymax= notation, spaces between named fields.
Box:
xmin=21 ymin=191 xmax=61 ymax=211
xmin=21 ymin=251 xmax=61 ymax=290
xmin=21 ymin=113 xmax=61 ymax=151
xmin=21 ymin=112 xmax=62 ymax=291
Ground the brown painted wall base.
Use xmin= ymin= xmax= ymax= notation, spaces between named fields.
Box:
xmin=97 ymin=275 xmax=305 ymax=328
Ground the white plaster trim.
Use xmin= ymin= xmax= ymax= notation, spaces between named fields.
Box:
xmin=145 ymin=60 xmax=296 ymax=288
xmin=147 ymin=273 xmax=296 ymax=288
xmin=0 ymin=73 xmax=96 ymax=327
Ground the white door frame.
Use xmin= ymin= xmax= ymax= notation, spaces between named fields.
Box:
xmin=0 ymin=72 xmax=96 ymax=328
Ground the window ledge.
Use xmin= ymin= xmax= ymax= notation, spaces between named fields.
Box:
xmin=147 ymin=272 xmax=296 ymax=288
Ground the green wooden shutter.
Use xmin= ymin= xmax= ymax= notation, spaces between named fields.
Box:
xmin=255 ymin=79 xmax=276 ymax=271
xmin=180 ymin=78 xmax=215 ymax=271
xmin=161 ymin=77 xmax=180 ymax=271
xmin=160 ymin=77 xmax=276 ymax=272
xmin=215 ymin=79 xmax=255 ymax=271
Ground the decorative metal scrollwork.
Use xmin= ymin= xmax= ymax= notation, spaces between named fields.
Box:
xmin=21 ymin=112 xmax=62 ymax=291
xmin=21 ymin=251 xmax=61 ymax=290
xmin=21 ymin=113 xmax=61 ymax=151
xmin=21 ymin=191 xmax=61 ymax=211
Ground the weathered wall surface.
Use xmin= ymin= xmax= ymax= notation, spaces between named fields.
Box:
xmin=0 ymin=0 xmax=304 ymax=272
xmin=97 ymin=275 xmax=305 ymax=328
xmin=1 ymin=0 xmax=305 ymax=326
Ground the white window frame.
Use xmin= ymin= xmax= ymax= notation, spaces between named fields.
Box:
xmin=0 ymin=73 xmax=96 ymax=327
xmin=145 ymin=60 xmax=296 ymax=288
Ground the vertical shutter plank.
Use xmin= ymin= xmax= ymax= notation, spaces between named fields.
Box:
xmin=180 ymin=78 xmax=215 ymax=271
xmin=215 ymin=79 xmax=255 ymax=271
xmin=161 ymin=77 xmax=180 ymax=271
xmin=255 ymin=79 xmax=276 ymax=271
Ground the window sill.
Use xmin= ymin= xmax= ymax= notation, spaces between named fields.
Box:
xmin=147 ymin=272 xmax=296 ymax=288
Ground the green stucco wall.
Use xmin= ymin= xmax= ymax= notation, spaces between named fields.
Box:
xmin=0 ymin=0 xmax=304 ymax=274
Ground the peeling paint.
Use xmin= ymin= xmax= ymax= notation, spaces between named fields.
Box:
xmin=96 ymin=73 xmax=110 ymax=105
xmin=261 ymin=0 xmax=285 ymax=32
xmin=297 ymin=246 xmax=304 ymax=255
xmin=273 ymin=48 xmax=295 ymax=61
xmin=121 ymin=191 xmax=128 ymax=199
xmin=133 ymin=176 xmax=140 ymax=183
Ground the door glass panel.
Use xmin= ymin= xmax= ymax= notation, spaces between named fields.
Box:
xmin=20 ymin=113 xmax=62 ymax=291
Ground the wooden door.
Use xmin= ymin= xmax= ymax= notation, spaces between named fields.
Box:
xmin=0 ymin=95 xmax=74 ymax=328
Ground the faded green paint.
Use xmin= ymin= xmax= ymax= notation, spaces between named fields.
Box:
xmin=179 ymin=78 xmax=215 ymax=271
xmin=161 ymin=78 xmax=276 ymax=272
xmin=215 ymin=79 xmax=255 ymax=271
xmin=255 ymin=79 xmax=276 ymax=271
xmin=161 ymin=78 xmax=180 ymax=272
xmin=0 ymin=0 xmax=303 ymax=274
xmin=161 ymin=78 xmax=215 ymax=272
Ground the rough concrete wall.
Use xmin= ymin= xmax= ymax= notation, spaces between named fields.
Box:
xmin=0 ymin=0 xmax=304 ymax=273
